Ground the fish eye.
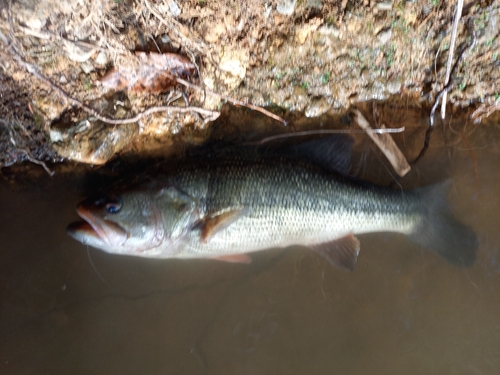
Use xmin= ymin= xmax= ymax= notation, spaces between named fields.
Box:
xmin=105 ymin=197 xmax=122 ymax=214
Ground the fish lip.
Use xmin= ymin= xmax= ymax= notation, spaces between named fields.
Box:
xmin=75 ymin=203 xmax=129 ymax=247
xmin=66 ymin=221 xmax=104 ymax=243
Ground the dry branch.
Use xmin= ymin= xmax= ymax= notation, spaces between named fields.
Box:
xmin=170 ymin=75 xmax=288 ymax=125
xmin=440 ymin=0 xmax=464 ymax=120
xmin=352 ymin=109 xmax=410 ymax=177
xmin=471 ymin=100 xmax=500 ymax=123
xmin=247 ymin=127 xmax=405 ymax=145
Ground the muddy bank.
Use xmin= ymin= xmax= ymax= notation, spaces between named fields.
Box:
xmin=0 ymin=0 xmax=499 ymax=171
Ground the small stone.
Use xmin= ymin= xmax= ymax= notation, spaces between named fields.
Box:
xmin=276 ymin=0 xmax=297 ymax=16
xmin=290 ymin=86 xmax=309 ymax=112
xmin=95 ymin=51 xmax=108 ymax=66
xmin=219 ymin=49 xmax=249 ymax=89
xmin=49 ymin=129 xmax=64 ymax=143
xmin=296 ymin=18 xmax=323 ymax=45
xmin=306 ymin=0 xmax=323 ymax=9
xmin=296 ymin=29 xmax=309 ymax=45
xmin=52 ymin=119 xmax=138 ymax=165
xmin=204 ymin=24 xmax=226 ymax=43
xmin=376 ymin=2 xmax=393 ymax=11
xmin=371 ymin=79 xmax=389 ymax=100
xmin=25 ymin=16 xmax=46 ymax=30
xmin=169 ymin=1 xmax=181 ymax=18
xmin=318 ymin=25 xmax=341 ymax=38
xmin=264 ymin=4 xmax=272 ymax=19
xmin=377 ymin=29 xmax=392 ymax=45
xmin=80 ymin=62 xmax=94 ymax=74
xmin=387 ymin=78 xmax=402 ymax=94
xmin=63 ymin=40 xmax=97 ymax=62
xmin=305 ymin=97 xmax=331 ymax=117
xmin=59 ymin=75 xmax=67 ymax=84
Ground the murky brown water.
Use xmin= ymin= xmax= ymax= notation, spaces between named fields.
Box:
xmin=1 ymin=106 xmax=500 ymax=374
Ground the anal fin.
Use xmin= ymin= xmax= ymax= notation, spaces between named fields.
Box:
xmin=310 ymin=234 xmax=360 ymax=271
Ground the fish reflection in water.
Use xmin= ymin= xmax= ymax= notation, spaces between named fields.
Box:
xmin=67 ymin=136 xmax=478 ymax=271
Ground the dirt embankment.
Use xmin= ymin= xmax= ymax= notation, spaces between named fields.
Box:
xmin=0 ymin=0 xmax=499 ymax=173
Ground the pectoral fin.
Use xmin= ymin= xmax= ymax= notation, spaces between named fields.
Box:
xmin=213 ymin=254 xmax=252 ymax=264
xmin=201 ymin=208 xmax=249 ymax=242
xmin=310 ymin=234 xmax=360 ymax=271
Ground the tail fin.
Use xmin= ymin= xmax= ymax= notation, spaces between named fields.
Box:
xmin=409 ymin=183 xmax=478 ymax=267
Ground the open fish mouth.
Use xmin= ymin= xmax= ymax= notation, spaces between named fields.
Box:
xmin=66 ymin=204 xmax=129 ymax=249
xmin=67 ymin=220 xmax=103 ymax=242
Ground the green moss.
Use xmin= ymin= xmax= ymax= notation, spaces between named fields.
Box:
xmin=321 ymin=72 xmax=330 ymax=85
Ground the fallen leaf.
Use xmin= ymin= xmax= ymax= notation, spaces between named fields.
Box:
xmin=98 ymin=52 xmax=196 ymax=93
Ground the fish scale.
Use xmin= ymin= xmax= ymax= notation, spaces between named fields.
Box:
xmin=167 ymin=159 xmax=420 ymax=258
xmin=68 ymin=156 xmax=477 ymax=269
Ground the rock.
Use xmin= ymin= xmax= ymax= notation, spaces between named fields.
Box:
xmin=264 ymin=4 xmax=272 ymax=19
xmin=296 ymin=18 xmax=323 ymax=45
xmin=204 ymin=24 xmax=226 ymax=43
xmin=219 ymin=49 xmax=249 ymax=89
xmin=169 ymin=1 xmax=181 ymax=18
xmin=306 ymin=0 xmax=323 ymax=9
xmin=387 ymin=78 xmax=402 ymax=94
xmin=63 ymin=40 xmax=97 ymax=62
xmin=289 ymin=86 xmax=309 ymax=112
xmin=50 ymin=93 xmax=139 ymax=164
xmin=276 ymin=0 xmax=297 ymax=16
xmin=318 ymin=25 xmax=341 ymax=38
xmin=371 ymin=79 xmax=389 ymax=100
xmin=51 ymin=119 xmax=138 ymax=165
xmin=377 ymin=29 xmax=392 ymax=45
xmin=49 ymin=129 xmax=64 ymax=143
xmin=95 ymin=51 xmax=108 ymax=66
xmin=80 ymin=62 xmax=94 ymax=74
xmin=376 ymin=2 xmax=393 ymax=11
xmin=305 ymin=97 xmax=331 ymax=117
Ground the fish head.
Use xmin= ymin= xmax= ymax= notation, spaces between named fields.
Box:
xmin=67 ymin=187 xmax=199 ymax=257
xmin=67 ymin=191 xmax=158 ymax=255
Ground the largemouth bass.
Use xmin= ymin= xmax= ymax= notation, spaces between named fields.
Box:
xmin=67 ymin=156 xmax=477 ymax=270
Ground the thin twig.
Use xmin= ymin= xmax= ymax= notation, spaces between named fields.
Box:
xmin=7 ymin=48 xmax=220 ymax=124
xmin=412 ymin=20 xmax=476 ymax=164
xmin=3 ymin=119 xmax=55 ymax=176
xmin=143 ymin=0 xmax=207 ymax=55
xmin=471 ymin=99 xmax=500 ymax=123
xmin=246 ymin=127 xmax=405 ymax=145
xmin=27 ymin=59 xmax=219 ymax=123
xmin=440 ymin=0 xmax=464 ymax=120
xmin=4 ymin=1 xmax=219 ymax=126
xmin=142 ymin=0 xmax=287 ymax=125
xmin=171 ymin=75 xmax=288 ymax=125
xmin=18 ymin=150 xmax=55 ymax=176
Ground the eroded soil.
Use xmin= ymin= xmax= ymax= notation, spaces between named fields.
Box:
xmin=0 ymin=0 xmax=499 ymax=173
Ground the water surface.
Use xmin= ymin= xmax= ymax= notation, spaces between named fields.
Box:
xmin=1 ymin=108 xmax=499 ymax=374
